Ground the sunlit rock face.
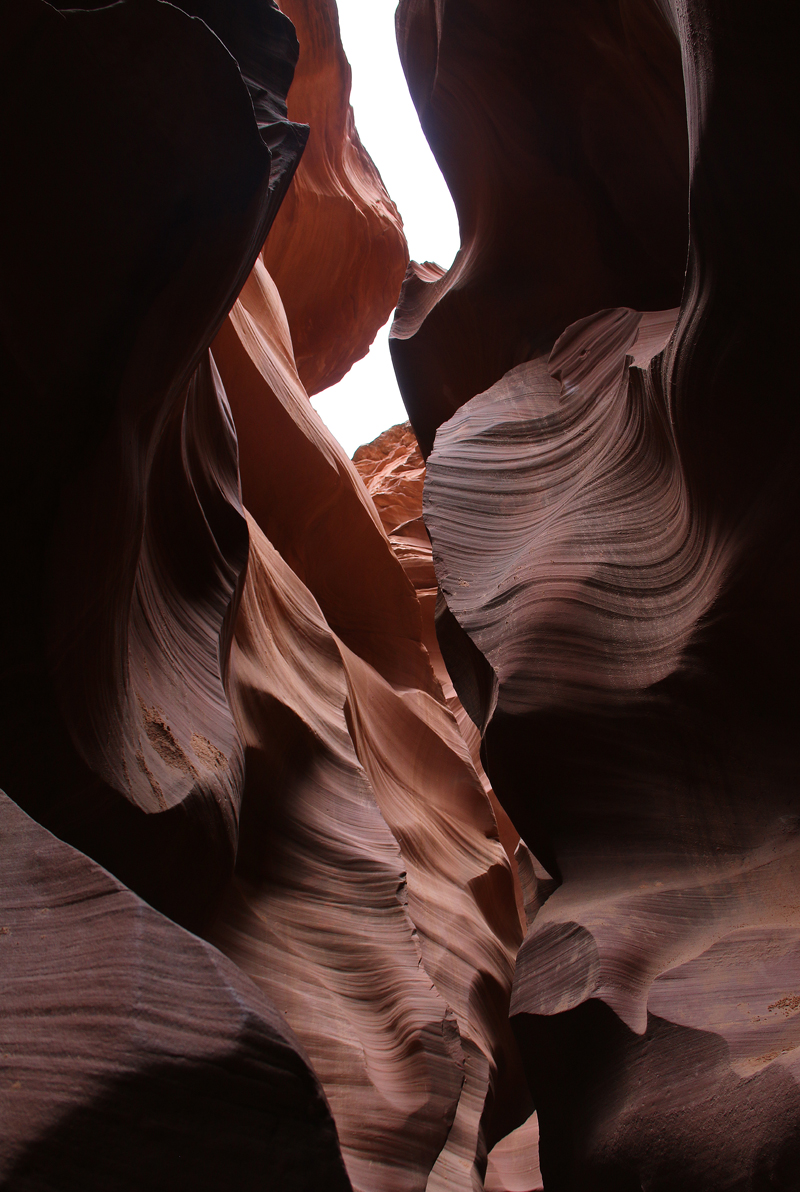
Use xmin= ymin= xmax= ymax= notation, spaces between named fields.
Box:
xmin=394 ymin=0 xmax=800 ymax=1186
xmin=262 ymin=0 xmax=409 ymax=395
xmin=354 ymin=422 xmax=427 ymax=536
xmin=1 ymin=1 xmax=532 ymax=1188
xmin=209 ymin=260 xmax=527 ymax=1192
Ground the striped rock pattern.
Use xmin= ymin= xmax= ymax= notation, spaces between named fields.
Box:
xmin=394 ymin=0 xmax=800 ymax=1185
xmin=0 ymin=1 xmax=533 ymax=1186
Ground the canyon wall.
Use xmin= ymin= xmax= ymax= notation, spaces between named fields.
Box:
xmin=2 ymin=2 xmax=526 ymax=1189
xmin=393 ymin=0 xmax=800 ymax=1187
xmin=2 ymin=0 xmax=799 ymax=1189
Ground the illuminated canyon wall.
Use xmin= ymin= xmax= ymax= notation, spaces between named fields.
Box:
xmin=1 ymin=0 xmax=799 ymax=1190
xmin=391 ymin=0 xmax=800 ymax=1187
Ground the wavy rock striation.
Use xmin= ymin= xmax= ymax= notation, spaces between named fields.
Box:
xmin=354 ymin=425 xmax=527 ymax=906
xmin=10 ymin=0 xmax=793 ymax=1184
xmin=0 ymin=790 xmax=350 ymax=1191
xmin=210 ymin=516 xmax=464 ymax=1191
xmin=354 ymin=422 xmax=427 ymax=536
xmin=0 ymin=0 xmax=307 ymax=930
xmin=395 ymin=0 xmax=800 ymax=1186
xmin=1 ymin=0 xmax=537 ymax=1183
xmin=208 ymin=266 xmax=528 ymax=1186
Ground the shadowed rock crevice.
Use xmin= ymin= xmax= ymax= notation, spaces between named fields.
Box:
xmin=391 ymin=0 xmax=690 ymax=455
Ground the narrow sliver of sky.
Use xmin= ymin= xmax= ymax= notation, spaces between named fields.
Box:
xmin=309 ymin=0 xmax=459 ymax=456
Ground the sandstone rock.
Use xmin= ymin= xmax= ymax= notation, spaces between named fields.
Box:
xmin=484 ymin=1113 xmax=543 ymax=1192
xmin=0 ymin=1 xmax=534 ymax=1184
xmin=263 ymin=0 xmax=409 ymax=395
xmin=354 ymin=425 xmax=527 ymax=923
xmin=0 ymin=0 xmax=304 ymax=930
xmin=0 ymin=790 xmax=351 ymax=1191
xmin=209 ymin=285 xmax=528 ymax=1187
xmin=353 ymin=422 xmax=426 ymax=536
xmin=391 ymin=0 xmax=689 ymax=455
xmin=10 ymin=0 xmax=795 ymax=1182
xmin=395 ymin=0 xmax=800 ymax=1183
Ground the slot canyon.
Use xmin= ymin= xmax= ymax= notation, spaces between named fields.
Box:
xmin=2 ymin=0 xmax=800 ymax=1188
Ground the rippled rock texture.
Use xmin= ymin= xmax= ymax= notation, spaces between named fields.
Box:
xmin=0 ymin=791 xmax=349 ymax=1191
xmin=6 ymin=0 xmax=796 ymax=1185
xmin=395 ymin=0 xmax=800 ymax=1186
xmin=1 ymin=0 xmax=305 ymax=930
xmin=1 ymin=1 xmax=529 ymax=1188
xmin=201 ymin=244 xmax=527 ymax=1187
xmin=354 ymin=425 xmax=529 ymax=912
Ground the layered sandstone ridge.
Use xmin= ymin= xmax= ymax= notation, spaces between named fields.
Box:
xmin=1 ymin=2 xmax=532 ymax=1189
xmin=394 ymin=0 xmax=800 ymax=1186
xmin=391 ymin=0 xmax=689 ymax=456
xmin=0 ymin=791 xmax=349 ymax=1191
xmin=4 ymin=0 xmax=795 ymax=1186
xmin=354 ymin=424 xmax=542 ymax=1190
xmin=354 ymin=425 xmax=529 ymax=912
xmin=209 ymin=262 xmax=528 ymax=1189
xmin=1 ymin=0 xmax=305 ymax=930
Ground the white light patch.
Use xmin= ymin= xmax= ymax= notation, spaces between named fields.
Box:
xmin=310 ymin=0 xmax=459 ymax=457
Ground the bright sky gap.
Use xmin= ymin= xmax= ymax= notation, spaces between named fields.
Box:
xmin=309 ymin=0 xmax=460 ymax=457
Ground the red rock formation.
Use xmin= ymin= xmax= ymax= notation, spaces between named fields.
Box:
xmin=354 ymin=424 xmax=527 ymax=908
xmin=12 ymin=0 xmax=795 ymax=1183
xmin=0 ymin=0 xmax=307 ymax=931
xmin=262 ymin=0 xmax=409 ymax=394
xmin=1 ymin=3 xmax=535 ymax=1188
xmin=207 ymin=274 xmax=528 ymax=1186
xmin=484 ymin=1114 xmax=543 ymax=1192
xmin=0 ymin=2 xmax=364 ymax=1182
xmin=391 ymin=0 xmax=689 ymax=456
xmin=395 ymin=0 xmax=800 ymax=1185
xmin=0 ymin=790 xmax=350 ymax=1191
xmin=353 ymin=422 xmax=427 ymax=535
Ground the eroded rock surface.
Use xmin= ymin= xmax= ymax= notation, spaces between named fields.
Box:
xmin=0 ymin=791 xmax=350 ymax=1192
xmin=394 ymin=0 xmax=800 ymax=1185
xmin=5 ymin=0 xmax=797 ymax=1185
xmin=0 ymin=2 xmax=531 ymax=1187
xmin=0 ymin=0 xmax=305 ymax=930
xmin=208 ymin=279 xmax=527 ymax=1187
xmin=354 ymin=425 xmax=528 ymax=906
xmin=391 ymin=0 xmax=689 ymax=455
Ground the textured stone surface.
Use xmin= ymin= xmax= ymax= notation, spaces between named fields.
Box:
xmin=354 ymin=425 xmax=527 ymax=915
xmin=484 ymin=1114 xmax=543 ymax=1192
xmin=209 ymin=282 xmax=528 ymax=1187
xmin=0 ymin=4 xmax=531 ymax=1184
xmin=7 ymin=0 xmax=797 ymax=1184
xmin=0 ymin=790 xmax=351 ymax=1192
xmin=391 ymin=0 xmax=689 ymax=455
xmin=394 ymin=0 xmax=800 ymax=1185
xmin=0 ymin=0 xmax=305 ymax=930
xmin=353 ymin=422 xmax=426 ymax=536
xmin=2 ymin=3 xmax=523 ymax=1186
